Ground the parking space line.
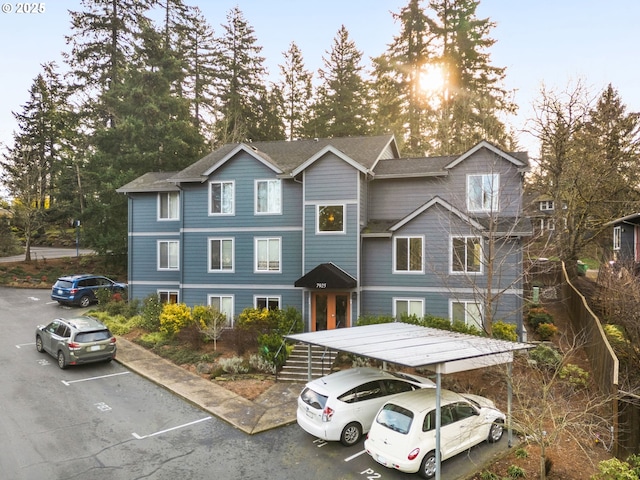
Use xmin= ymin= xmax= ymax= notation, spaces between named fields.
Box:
xmin=61 ymin=371 xmax=130 ymax=386
xmin=16 ymin=342 xmax=35 ymax=349
xmin=344 ymin=450 xmax=367 ymax=462
xmin=132 ymin=416 xmax=212 ymax=440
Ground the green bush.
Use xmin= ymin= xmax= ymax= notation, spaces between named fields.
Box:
xmin=591 ymin=458 xmax=639 ymax=480
xmin=528 ymin=307 xmax=554 ymax=330
xmin=493 ymin=321 xmax=518 ymax=341
xmin=219 ymin=356 xmax=248 ymax=374
xmin=559 ymin=363 xmax=590 ymax=389
xmin=140 ymin=294 xmax=162 ymax=331
xmin=257 ymin=332 xmax=289 ymax=368
xmin=529 ymin=344 xmax=562 ymax=370
xmin=514 ymin=447 xmax=529 ymax=459
xmin=159 ymin=303 xmax=192 ymax=336
xmin=136 ymin=331 xmax=171 ymax=348
xmin=507 ymin=465 xmax=526 ymax=478
xmin=536 ymin=322 xmax=558 ymax=340
xmin=479 ymin=471 xmax=499 ymax=480
xmin=422 ymin=315 xmax=455 ymax=330
xmin=356 ymin=315 xmax=394 ymax=326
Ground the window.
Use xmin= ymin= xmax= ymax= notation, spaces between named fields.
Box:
xmin=539 ymin=200 xmax=554 ymax=211
xmin=210 ymin=181 xmax=234 ymax=215
xmin=613 ymin=226 xmax=621 ymax=251
xmin=158 ymin=290 xmax=179 ymax=304
xmin=451 ymin=300 xmax=483 ymax=330
xmin=158 ymin=240 xmax=179 ymax=270
xmin=318 ymin=205 xmax=344 ymax=233
xmin=208 ymin=295 xmax=234 ymax=327
xmin=255 ymin=179 xmax=281 ymax=214
xmin=209 ymin=238 xmax=234 ymax=272
xmin=255 ymin=238 xmax=281 ymax=272
xmin=158 ymin=192 xmax=179 ymax=220
xmin=467 ymin=174 xmax=499 ymax=212
xmin=394 ymin=236 xmax=423 ymax=272
xmin=451 ymin=236 xmax=482 ymax=273
xmin=256 ymin=296 xmax=281 ymax=310
xmin=394 ymin=298 xmax=424 ymax=319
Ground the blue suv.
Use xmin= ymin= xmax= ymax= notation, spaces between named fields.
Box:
xmin=51 ymin=274 xmax=127 ymax=307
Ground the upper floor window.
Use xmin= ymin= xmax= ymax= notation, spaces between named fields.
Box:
xmin=394 ymin=298 xmax=424 ymax=320
xmin=255 ymin=237 xmax=281 ymax=272
xmin=318 ymin=205 xmax=344 ymax=233
xmin=467 ymin=174 xmax=499 ymax=212
xmin=451 ymin=236 xmax=482 ymax=273
xmin=394 ymin=236 xmax=424 ymax=273
xmin=158 ymin=240 xmax=179 ymax=270
xmin=255 ymin=296 xmax=280 ymax=310
xmin=209 ymin=238 xmax=234 ymax=272
xmin=158 ymin=192 xmax=179 ymax=220
xmin=210 ymin=180 xmax=234 ymax=215
xmin=539 ymin=200 xmax=554 ymax=211
xmin=255 ymin=179 xmax=281 ymax=214
xmin=613 ymin=226 xmax=622 ymax=251
xmin=451 ymin=300 xmax=483 ymax=330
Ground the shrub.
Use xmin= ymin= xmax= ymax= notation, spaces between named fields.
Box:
xmin=529 ymin=344 xmax=562 ymax=370
xmin=249 ymin=354 xmax=276 ymax=374
xmin=480 ymin=472 xmax=499 ymax=480
xmin=136 ymin=331 xmax=171 ymax=348
xmin=493 ymin=321 xmax=518 ymax=341
xmin=506 ymin=465 xmax=526 ymax=478
xmin=219 ymin=356 xmax=249 ymax=374
xmin=159 ymin=303 xmax=192 ymax=336
xmin=536 ymin=322 xmax=558 ymax=340
xmin=356 ymin=315 xmax=395 ymax=326
xmin=422 ymin=315 xmax=455 ymax=331
xmin=591 ymin=458 xmax=639 ymax=480
xmin=257 ymin=332 xmax=289 ymax=368
xmin=559 ymin=363 xmax=590 ymax=389
xmin=528 ymin=307 xmax=554 ymax=330
xmin=514 ymin=447 xmax=529 ymax=459
xmin=140 ymin=294 xmax=162 ymax=331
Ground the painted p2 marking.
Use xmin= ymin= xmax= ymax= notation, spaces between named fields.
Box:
xmin=360 ymin=468 xmax=382 ymax=479
xmin=94 ymin=402 xmax=112 ymax=412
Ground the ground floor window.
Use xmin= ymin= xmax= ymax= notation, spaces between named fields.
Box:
xmin=208 ymin=294 xmax=234 ymax=327
xmin=158 ymin=290 xmax=179 ymax=304
xmin=451 ymin=300 xmax=483 ymax=330
xmin=394 ymin=298 xmax=424 ymax=320
xmin=255 ymin=296 xmax=280 ymax=310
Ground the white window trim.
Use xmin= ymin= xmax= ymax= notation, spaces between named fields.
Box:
xmin=393 ymin=235 xmax=424 ymax=274
xmin=450 ymin=299 xmax=483 ymax=330
xmin=207 ymin=294 xmax=234 ymax=328
xmin=467 ymin=173 xmax=499 ymax=213
xmin=157 ymin=289 xmax=179 ymax=303
xmin=392 ymin=297 xmax=424 ymax=319
xmin=208 ymin=237 xmax=235 ymax=273
xmin=157 ymin=192 xmax=180 ymax=221
xmin=254 ymin=237 xmax=282 ymax=273
xmin=254 ymin=295 xmax=282 ymax=310
xmin=316 ymin=204 xmax=346 ymax=234
xmin=539 ymin=200 xmax=555 ymax=211
xmin=613 ymin=226 xmax=622 ymax=251
xmin=450 ymin=235 xmax=484 ymax=275
xmin=254 ymin=179 xmax=282 ymax=215
xmin=209 ymin=180 xmax=235 ymax=216
xmin=157 ymin=240 xmax=179 ymax=271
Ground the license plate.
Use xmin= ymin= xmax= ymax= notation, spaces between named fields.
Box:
xmin=377 ymin=455 xmax=387 ymax=465
xmin=89 ymin=345 xmax=102 ymax=351
xmin=306 ymin=410 xmax=315 ymax=419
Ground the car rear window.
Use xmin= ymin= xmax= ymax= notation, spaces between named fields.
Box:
xmin=75 ymin=330 xmax=112 ymax=343
xmin=375 ymin=403 xmax=414 ymax=435
xmin=54 ymin=280 xmax=73 ymax=289
xmin=300 ymin=387 xmax=328 ymax=410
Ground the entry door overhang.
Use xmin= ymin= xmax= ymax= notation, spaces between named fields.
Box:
xmin=294 ymin=262 xmax=357 ymax=289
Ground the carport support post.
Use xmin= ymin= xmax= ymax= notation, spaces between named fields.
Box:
xmin=508 ymin=362 xmax=513 ymax=448
xmin=435 ymin=369 xmax=442 ymax=480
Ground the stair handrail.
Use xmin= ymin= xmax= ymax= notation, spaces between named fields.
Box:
xmin=274 ymin=315 xmax=303 ymax=382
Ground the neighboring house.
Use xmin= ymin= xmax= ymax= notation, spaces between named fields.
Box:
xmin=523 ymin=193 xmax=564 ymax=239
xmin=606 ymin=212 xmax=640 ymax=268
xmin=117 ymin=135 xmax=531 ymax=337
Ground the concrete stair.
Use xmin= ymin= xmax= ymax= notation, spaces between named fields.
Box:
xmin=277 ymin=343 xmax=338 ymax=382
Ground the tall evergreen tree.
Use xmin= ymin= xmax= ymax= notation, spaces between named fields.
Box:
xmin=427 ymin=0 xmax=516 ymax=154
xmin=307 ymin=25 xmax=372 ymax=138
xmin=278 ymin=42 xmax=313 ymax=141
xmin=211 ymin=7 xmax=272 ymax=144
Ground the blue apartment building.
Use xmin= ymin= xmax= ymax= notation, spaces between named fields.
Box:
xmin=117 ymin=135 xmax=531 ymax=338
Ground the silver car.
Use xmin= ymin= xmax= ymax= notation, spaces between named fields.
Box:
xmin=35 ymin=316 xmax=116 ymax=369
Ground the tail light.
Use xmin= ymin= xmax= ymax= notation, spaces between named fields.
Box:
xmin=408 ymin=448 xmax=420 ymax=461
xmin=322 ymin=406 xmax=334 ymax=422
xmin=70 ymin=288 xmax=78 ymax=295
xmin=110 ymin=337 xmax=117 ymax=344
xmin=68 ymin=342 xmax=81 ymax=351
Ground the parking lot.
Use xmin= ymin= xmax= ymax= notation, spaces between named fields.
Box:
xmin=0 ymin=287 xmax=508 ymax=479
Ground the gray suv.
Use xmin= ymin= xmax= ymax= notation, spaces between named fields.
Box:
xmin=35 ymin=316 xmax=117 ymax=369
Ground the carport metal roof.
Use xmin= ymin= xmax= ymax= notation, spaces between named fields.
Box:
xmin=286 ymin=322 xmax=532 ymax=374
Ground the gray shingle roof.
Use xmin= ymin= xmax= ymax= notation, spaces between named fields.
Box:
xmin=116 ymin=172 xmax=181 ymax=193
xmin=372 ymin=155 xmax=454 ymax=178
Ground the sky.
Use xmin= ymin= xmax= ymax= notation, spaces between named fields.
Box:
xmin=0 ymin=0 xmax=639 ymax=159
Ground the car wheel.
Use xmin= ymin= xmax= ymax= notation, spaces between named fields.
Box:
xmin=35 ymin=336 xmax=44 ymax=353
xmin=79 ymin=295 xmax=91 ymax=308
xmin=57 ymin=351 xmax=67 ymax=369
xmin=419 ymin=452 xmax=437 ymax=479
xmin=340 ymin=422 xmax=362 ymax=446
xmin=488 ymin=419 xmax=504 ymax=443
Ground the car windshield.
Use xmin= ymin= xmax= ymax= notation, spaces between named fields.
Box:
xmin=75 ymin=330 xmax=112 ymax=343
xmin=300 ymin=387 xmax=328 ymax=410
xmin=54 ymin=280 xmax=73 ymax=289
xmin=376 ymin=403 xmax=413 ymax=434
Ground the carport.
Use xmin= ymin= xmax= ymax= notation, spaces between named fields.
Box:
xmin=286 ymin=322 xmax=534 ymax=480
